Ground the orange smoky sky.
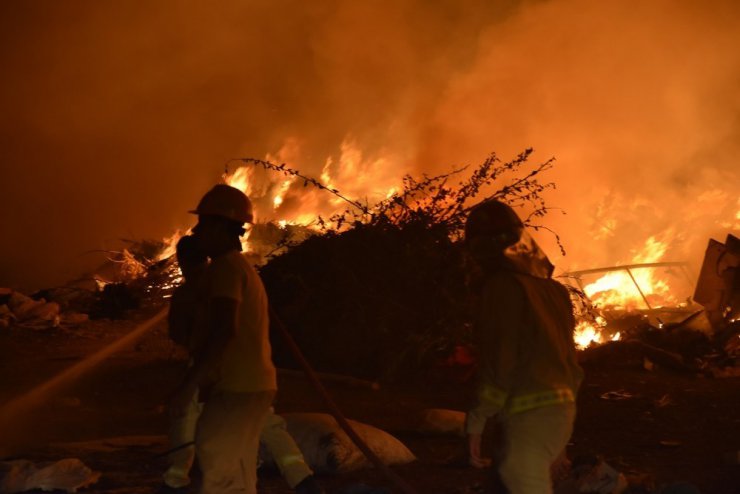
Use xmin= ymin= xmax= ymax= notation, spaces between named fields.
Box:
xmin=1 ymin=0 xmax=738 ymax=291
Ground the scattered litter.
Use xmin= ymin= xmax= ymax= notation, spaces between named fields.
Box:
xmin=0 ymin=290 xmax=91 ymax=330
xmin=8 ymin=292 xmax=60 ymax=326
xmin=600 ymin=390 xmax=634 ymax=401
xmin=0 ymin=458 xmax=100 ymax=493
xmin=259 ymin=413 xmax=416 ymax=474
xmin=416 ymin=408 xmax=465 ymax=436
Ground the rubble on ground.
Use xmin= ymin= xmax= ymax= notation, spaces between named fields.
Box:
xmin=0 ymin=289 xmax=88 ymax=331
xmin=0 ymin=458 xmax=100 ymax=494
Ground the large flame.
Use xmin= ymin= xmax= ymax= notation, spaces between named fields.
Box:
xmin=582 ymin=235 xmax=679 ymax=311
xmin=569 ymin=233 xmax=696 ymax=348
xmin=162 ymin=139 xmax=733 ymax=353
xmin=218 ymin=138 xmax=404 ymax=255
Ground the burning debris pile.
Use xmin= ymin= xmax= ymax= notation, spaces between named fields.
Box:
xmin=255 ymin=150 xmax=560 ymax=379
xmin=3 ymin=151 xmax=560 ymax=381
xmin=571 ymin=234 xmax=740 ymax=378
xmin=0 ymin=239 xmax=182 ymax=330
xmin=5 ymin=150 xmax=738 ymax=385
xmin=234 ymin=156 xmax=739 ymax=382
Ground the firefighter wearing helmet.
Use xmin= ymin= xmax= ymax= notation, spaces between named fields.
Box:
xmin=464 ymin=200 xmax=583 ymax=493
xmin=168 ymin=184 xmax=323 ymax=494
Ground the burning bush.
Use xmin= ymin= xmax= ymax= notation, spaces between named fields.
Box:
xmin=75 ymin=150 xmax=560 ymax=379
xmin=250 ymin=149 xmax=560 ymax=380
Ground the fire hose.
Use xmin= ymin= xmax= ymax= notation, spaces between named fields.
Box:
xmin=268 ymin=306 xmax=418 ymax=494
xmin=158 ymin=307 xmax=418 ymax=494
xmin=2 ymin=300 xmax=419 ymax=494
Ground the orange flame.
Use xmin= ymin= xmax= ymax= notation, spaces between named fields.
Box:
xmin=574 ymin=317 xmax=620 ymax=350
xmin=582 ymin=235 xmax=678 ymax=311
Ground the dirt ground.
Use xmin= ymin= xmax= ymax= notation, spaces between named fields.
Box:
xmin=0 ymin=306 xmax=738 ymax=494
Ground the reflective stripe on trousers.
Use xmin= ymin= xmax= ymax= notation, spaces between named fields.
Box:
xmin=260 ymin=410 xmax=313 ymax=488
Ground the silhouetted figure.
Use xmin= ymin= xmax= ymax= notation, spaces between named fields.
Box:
xmin=464 ymin=200 xmax=583 ymax=494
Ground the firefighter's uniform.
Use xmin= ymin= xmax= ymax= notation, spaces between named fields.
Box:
xmin=464 ymin=200 xmax=583 ymax=494
xmin=165 ymin=243 xmax=315 ymax=492
xmin=466 ymin=270 xmax=583 ymax=493
xmin=195 ymin=248 xmax=277 ymax=494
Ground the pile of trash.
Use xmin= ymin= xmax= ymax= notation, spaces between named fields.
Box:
xmin=0 ymin=237 xmax=184 ymax=331
xmin=0 ymin=288 xmax=88 ymax=331
xmin=577 ymin=234 xmax=740 ymax=379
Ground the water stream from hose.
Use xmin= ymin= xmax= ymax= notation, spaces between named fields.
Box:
xmin=0 ymin=308 xmax=167 ymax=457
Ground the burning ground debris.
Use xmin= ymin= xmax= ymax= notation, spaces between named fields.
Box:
xmin=567 ymin=233 xmax=740 ymax=378
xmin=12 ymin=150 xmax=738 ymax=385
xmin=5 ymin=149 xmax=558 ymax=379
xmin=0 ymin=239 xmax=184 ymax=330
xmin=234 ymin=155 xmax=739 ymax=382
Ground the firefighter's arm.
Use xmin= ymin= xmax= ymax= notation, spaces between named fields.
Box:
xmin=466 ymin=392 xmax=498 ymax=468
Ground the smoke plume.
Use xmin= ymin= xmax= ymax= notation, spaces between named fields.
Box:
xmin=1 ymin=0 xmax=738 ymax=291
